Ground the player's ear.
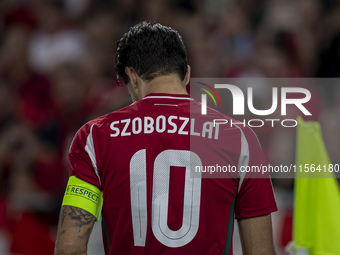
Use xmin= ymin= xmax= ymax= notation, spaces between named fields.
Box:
xmin=125 ymin=67 xmax=139 ymax=89
xmin=184 ymin=65 xmax=191 ymax=86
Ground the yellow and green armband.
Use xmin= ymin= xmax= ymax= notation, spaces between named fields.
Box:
xmin=62 ymin=176 xmax=103 ymax=221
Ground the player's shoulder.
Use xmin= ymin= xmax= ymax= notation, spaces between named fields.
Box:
xmin=76 ymin=102 xmax=139 ymax=134
xmin=97 ymin=101 xmax=142 ymax=125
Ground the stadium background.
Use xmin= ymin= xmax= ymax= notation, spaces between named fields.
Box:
xmin=0 ymin=0 xmax=339 ymax=254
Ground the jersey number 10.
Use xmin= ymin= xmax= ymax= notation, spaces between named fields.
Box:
xmin=130 ymin=149 xmax=202 ymax=248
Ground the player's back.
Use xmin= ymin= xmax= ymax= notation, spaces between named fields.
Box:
xmin=69 ymin=93 xmax=277 ymax=255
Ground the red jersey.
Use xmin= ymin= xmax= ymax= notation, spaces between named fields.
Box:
xmin=68 ymin=93 xmax=277 ymax=255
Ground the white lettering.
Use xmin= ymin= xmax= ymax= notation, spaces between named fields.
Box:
xmin=202 ymin=122 xmax=213 ymax=139
xmin=144 ymin=117 xmax=154 ymax=134
xmin=121 ymin=119 xmax=131 ymax=136
xmin=156 ymin=116 xmax=166 ymax=133
xmin=248 ymin=87 xmax=278 ymax=115
xmin=110 ymin=121 xmax=120 ymax=137
xmin=178 ymin=117 xmax=189 ymax=135
xmin=132 ymin=117 xmax=142 ymax=134
xmin=281 ymin=88 xmax=312 ymax=116
xmin=190 ymin=118 xmax=200 ymax=136
xmin=168 ymin=116 xmax=177 ymax=133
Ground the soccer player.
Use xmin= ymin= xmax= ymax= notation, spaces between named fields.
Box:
xmin=54 ymin=22 xmax=277 ymax=255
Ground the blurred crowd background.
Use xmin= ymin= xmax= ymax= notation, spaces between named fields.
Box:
xmin=0 ymin=0 xmax=339 ymax=254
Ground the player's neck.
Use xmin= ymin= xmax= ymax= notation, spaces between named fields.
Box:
xmin=142 ymin=75 xmax=188 ymax=97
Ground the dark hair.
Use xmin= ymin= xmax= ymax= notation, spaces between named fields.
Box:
xmin=115 ymin=21 xmax=188 ymax=85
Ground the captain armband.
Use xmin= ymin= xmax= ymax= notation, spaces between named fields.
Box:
xmin=62 ymin=176 xmax=103 ymax=221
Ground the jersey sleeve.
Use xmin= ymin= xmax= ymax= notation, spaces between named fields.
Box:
xmin=68 ymin=121 xmax=102 ymax=190
xmin=234 ymin=126 xmax=277 ymax=219
xmin=63 ymin=121 xmax=104 ymax=220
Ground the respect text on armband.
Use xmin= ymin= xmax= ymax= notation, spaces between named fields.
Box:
xmin=65 ymin=185 xmax=100 ymax=204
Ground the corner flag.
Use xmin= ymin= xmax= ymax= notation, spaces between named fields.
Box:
xmin=288 ymin=117 xmax=340 ymax=255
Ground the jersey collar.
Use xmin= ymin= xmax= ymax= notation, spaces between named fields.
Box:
xmin=143 ymin=93 xmax=193 ymax=100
